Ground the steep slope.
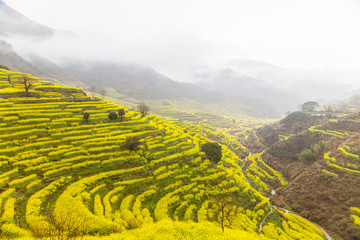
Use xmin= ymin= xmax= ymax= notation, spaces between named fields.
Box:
xmin=25 ymin=53 xmax=83 ymax=86
xmin=0 ymin=40 xmax=43 ymax=76
xmin=0 ymin=69 xmax=325 ymax=239
xmin=0 ymin=40 xmax=81 ymax=85
xmin=0 ymin=0 xmax=54 ymax=39
xmin=335 ymin=94 xmax=360 ymax=112
xmin=248 ymin=112 xmax=360 ymax=239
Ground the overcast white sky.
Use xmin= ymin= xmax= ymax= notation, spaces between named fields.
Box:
xmin=4 ymin=0 xmax=360 ymax=81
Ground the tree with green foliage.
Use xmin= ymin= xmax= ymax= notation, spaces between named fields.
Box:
xmin=108 ymin=112 xmax=118 ymax=121
xmin=298 ymin=141 xmax=326 ymax=162
xmin=302 ymin=101 xmax=319 ymax=112
xmin=118 ymin=108 xmax=125 ymax=122
xmin=137 ymin=102 xmax=149 ymax=117
xmin=201 ymin=142 xmax=222 ymax=164
xmin=208 ymin=194 xmax=240 ymax=232
xmin=123 ymin=136 xmax=141 ymax=152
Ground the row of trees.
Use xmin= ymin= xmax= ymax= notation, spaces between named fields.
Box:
xmin=82 ymin=102 xmax=150 ymax=122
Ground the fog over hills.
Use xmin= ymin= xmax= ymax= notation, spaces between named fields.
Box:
xmin=193 ymin=63 xmax=303 ymax=113
xmin=1 ymin=0 xmax=360 ymax=117
xmin=0 ymin=0 xmax=54 ymax=39
xmin=0 ymin=39 xmax=43 ymax=75
xmin=0 ymin=0 xmax=293 ymax=117
xmin=62 ymin=60 xmax=207 ymax=100
xmin=194 ymin=59 xmax=360 ymax=104
xmin=1 ymin=1 xmax=360 ymax=239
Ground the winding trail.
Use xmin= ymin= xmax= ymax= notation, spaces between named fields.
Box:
xmin=240 ymin=153 xmax=332 ymax=239
xmin=258 ymin=200 xmax=273 ymax=234
xmin=273 ymin=206 xmax=333 ymax=240
xmin=241 ymin=152 xmax=272 ymax=233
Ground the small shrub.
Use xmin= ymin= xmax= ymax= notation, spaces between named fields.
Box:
xmin=298 ymin=141 xmax=326 ymax=162
xmin=83 ymin=112 xmax=90 ymax=121
xmin=312 ymin=141 xmax=325 ymax=156
xmin=123 ymin=218 xmax=143 ymax=230
xmin=299 ymin=149 xmax=315 ymax=162
xmin=108 ymin=112 xmax=118 ymax=121
xmin=123 ymin=137 xmax=141 ymax=151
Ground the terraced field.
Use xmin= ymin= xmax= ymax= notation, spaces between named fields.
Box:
xmin=0 ymin=69 xmax=326 ymax=239
xmin=252 ymin=111 xmax=360 ymax=239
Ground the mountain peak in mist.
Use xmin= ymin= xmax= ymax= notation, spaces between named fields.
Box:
xmin=226 ymin=58 xmax=280 ymax=69
xmin=0 ymin=1 xmax=54 ymax=39
xmin=0 ymin=1 xmax=74 ymax=40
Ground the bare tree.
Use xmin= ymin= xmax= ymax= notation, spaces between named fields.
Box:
xmin=90 ymin=85 xmax=96 ymax=98
xmin=100 ymin=89 xmax=107 ymax=100
xmin=208 ymin=194 xmax=241 ymax=232
xmin=22 ymin=75 xmax=32 ymax=97
xmin=137 ymin=102 xmax=149 ymax=117
xmin=30 ymin=210 xmax=89 ymax=240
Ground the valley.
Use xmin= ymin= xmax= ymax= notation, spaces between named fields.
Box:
xmin=0 ymin=68 xmax=334 ymax=239
xmin=0 ymin=1 xmax=360 ymax=238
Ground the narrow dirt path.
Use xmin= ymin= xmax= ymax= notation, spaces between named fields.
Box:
xmin=240 ymin=153 xmax=332 ymax=239
xmin=273 ymin=206 xmax=333 ymax=240
xmin=241 ymin=153 xmax=273 ymax=233
xmin=258 ymin=200 xmax=273 ymax=234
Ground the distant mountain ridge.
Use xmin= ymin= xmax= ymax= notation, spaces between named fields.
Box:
xmin=0 ymin=0 xmax=55 ymax=39
xmin=3 ymin=1 xmax=358 ymax=118
xmin=194 ymin=65 xmax=303 ymax=115
xmin=62 ymin=60 xmax=207 ymax=100
xmin=212 ymin=58 xmax=360 ymax=103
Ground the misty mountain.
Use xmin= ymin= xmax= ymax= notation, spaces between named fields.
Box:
xmin=62 ymin=60 xmax=208 ymax=100
xmin=220 ymin=58 xmax=359 ymax=101
xmin=61 ymin=60 xmax=281 ymax=117
xmin=0 ymin=39 xmax=43 ymax=76
xmin=0 ymin=39 xmax=80 ymax=85
xmin=0 ymin=0 xmax=54 ymax=39
xmin=195 ymin=66 xmax=303 ymax=114
xmin=25 ymin=54 xmax=82 ymax=85
xmin=0 ymin=0 xmax=74 ymax=40
xmin=226 ymin=58 xmax=279 ymax=73
xmin=0 ymin=3 xmax=298 ymax=118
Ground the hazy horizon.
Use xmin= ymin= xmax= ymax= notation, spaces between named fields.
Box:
xmin=3 ymin=0 xmax=360 ymax=84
